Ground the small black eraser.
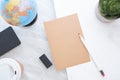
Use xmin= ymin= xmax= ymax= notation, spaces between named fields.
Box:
xmin=39 ymin=54 xmax=52 ymax=68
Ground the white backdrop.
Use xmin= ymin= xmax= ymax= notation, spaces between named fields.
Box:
xmin=53 ymin=0 xmax=120 ymax=80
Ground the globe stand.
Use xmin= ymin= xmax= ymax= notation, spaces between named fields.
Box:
xmin=24 ymin=14 xmax=38 ymax=27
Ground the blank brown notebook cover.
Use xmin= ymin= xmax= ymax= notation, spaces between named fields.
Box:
xmin=44 ymin=14 xmax=90 ymax=70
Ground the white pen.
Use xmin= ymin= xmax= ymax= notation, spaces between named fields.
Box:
xmin=78 ymin=33 xmax=105 ymax=77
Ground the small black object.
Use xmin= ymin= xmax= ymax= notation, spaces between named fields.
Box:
xmin=39 ymin=54 xmax=52 ymax=68
xmin=0 ymin=27 xmax=21 ymax=56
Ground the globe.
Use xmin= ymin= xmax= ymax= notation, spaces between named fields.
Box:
xmin=0 ymin=0 xmax=37 ymax=26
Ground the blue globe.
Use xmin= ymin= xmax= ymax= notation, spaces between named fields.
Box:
xmin=0 ymin=0 xmax=37 ymax=26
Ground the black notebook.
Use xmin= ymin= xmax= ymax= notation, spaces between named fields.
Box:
xmin=0 ymin=27 xmax=21 ymax=56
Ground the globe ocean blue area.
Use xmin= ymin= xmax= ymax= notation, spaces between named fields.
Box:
xmin=0 ymin=0 xmax=37 ymax=26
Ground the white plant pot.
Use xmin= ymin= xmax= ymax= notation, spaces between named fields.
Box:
xmin=95 ymin=4 xmax=116 ymax=23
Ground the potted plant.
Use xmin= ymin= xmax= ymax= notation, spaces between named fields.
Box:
xmin=96 ymin=0 xmax=120 ymax=22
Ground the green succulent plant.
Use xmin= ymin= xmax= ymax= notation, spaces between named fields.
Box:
xmin=99 ymin=0 xmax=120 ymax=19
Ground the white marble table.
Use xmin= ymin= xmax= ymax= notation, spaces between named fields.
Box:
xmin=0 ymin=0 xmax=67 ymax=80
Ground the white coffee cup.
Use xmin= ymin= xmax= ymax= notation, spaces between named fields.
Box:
xmin=0 ymin=58 xmax=23 ymax=80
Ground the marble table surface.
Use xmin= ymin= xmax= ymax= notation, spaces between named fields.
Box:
xmin=0 ymin=0 xmax=68 ymax=80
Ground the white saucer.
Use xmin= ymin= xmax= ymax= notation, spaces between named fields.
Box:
xmin=0 ymin=58 xmax=22 ymax=80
